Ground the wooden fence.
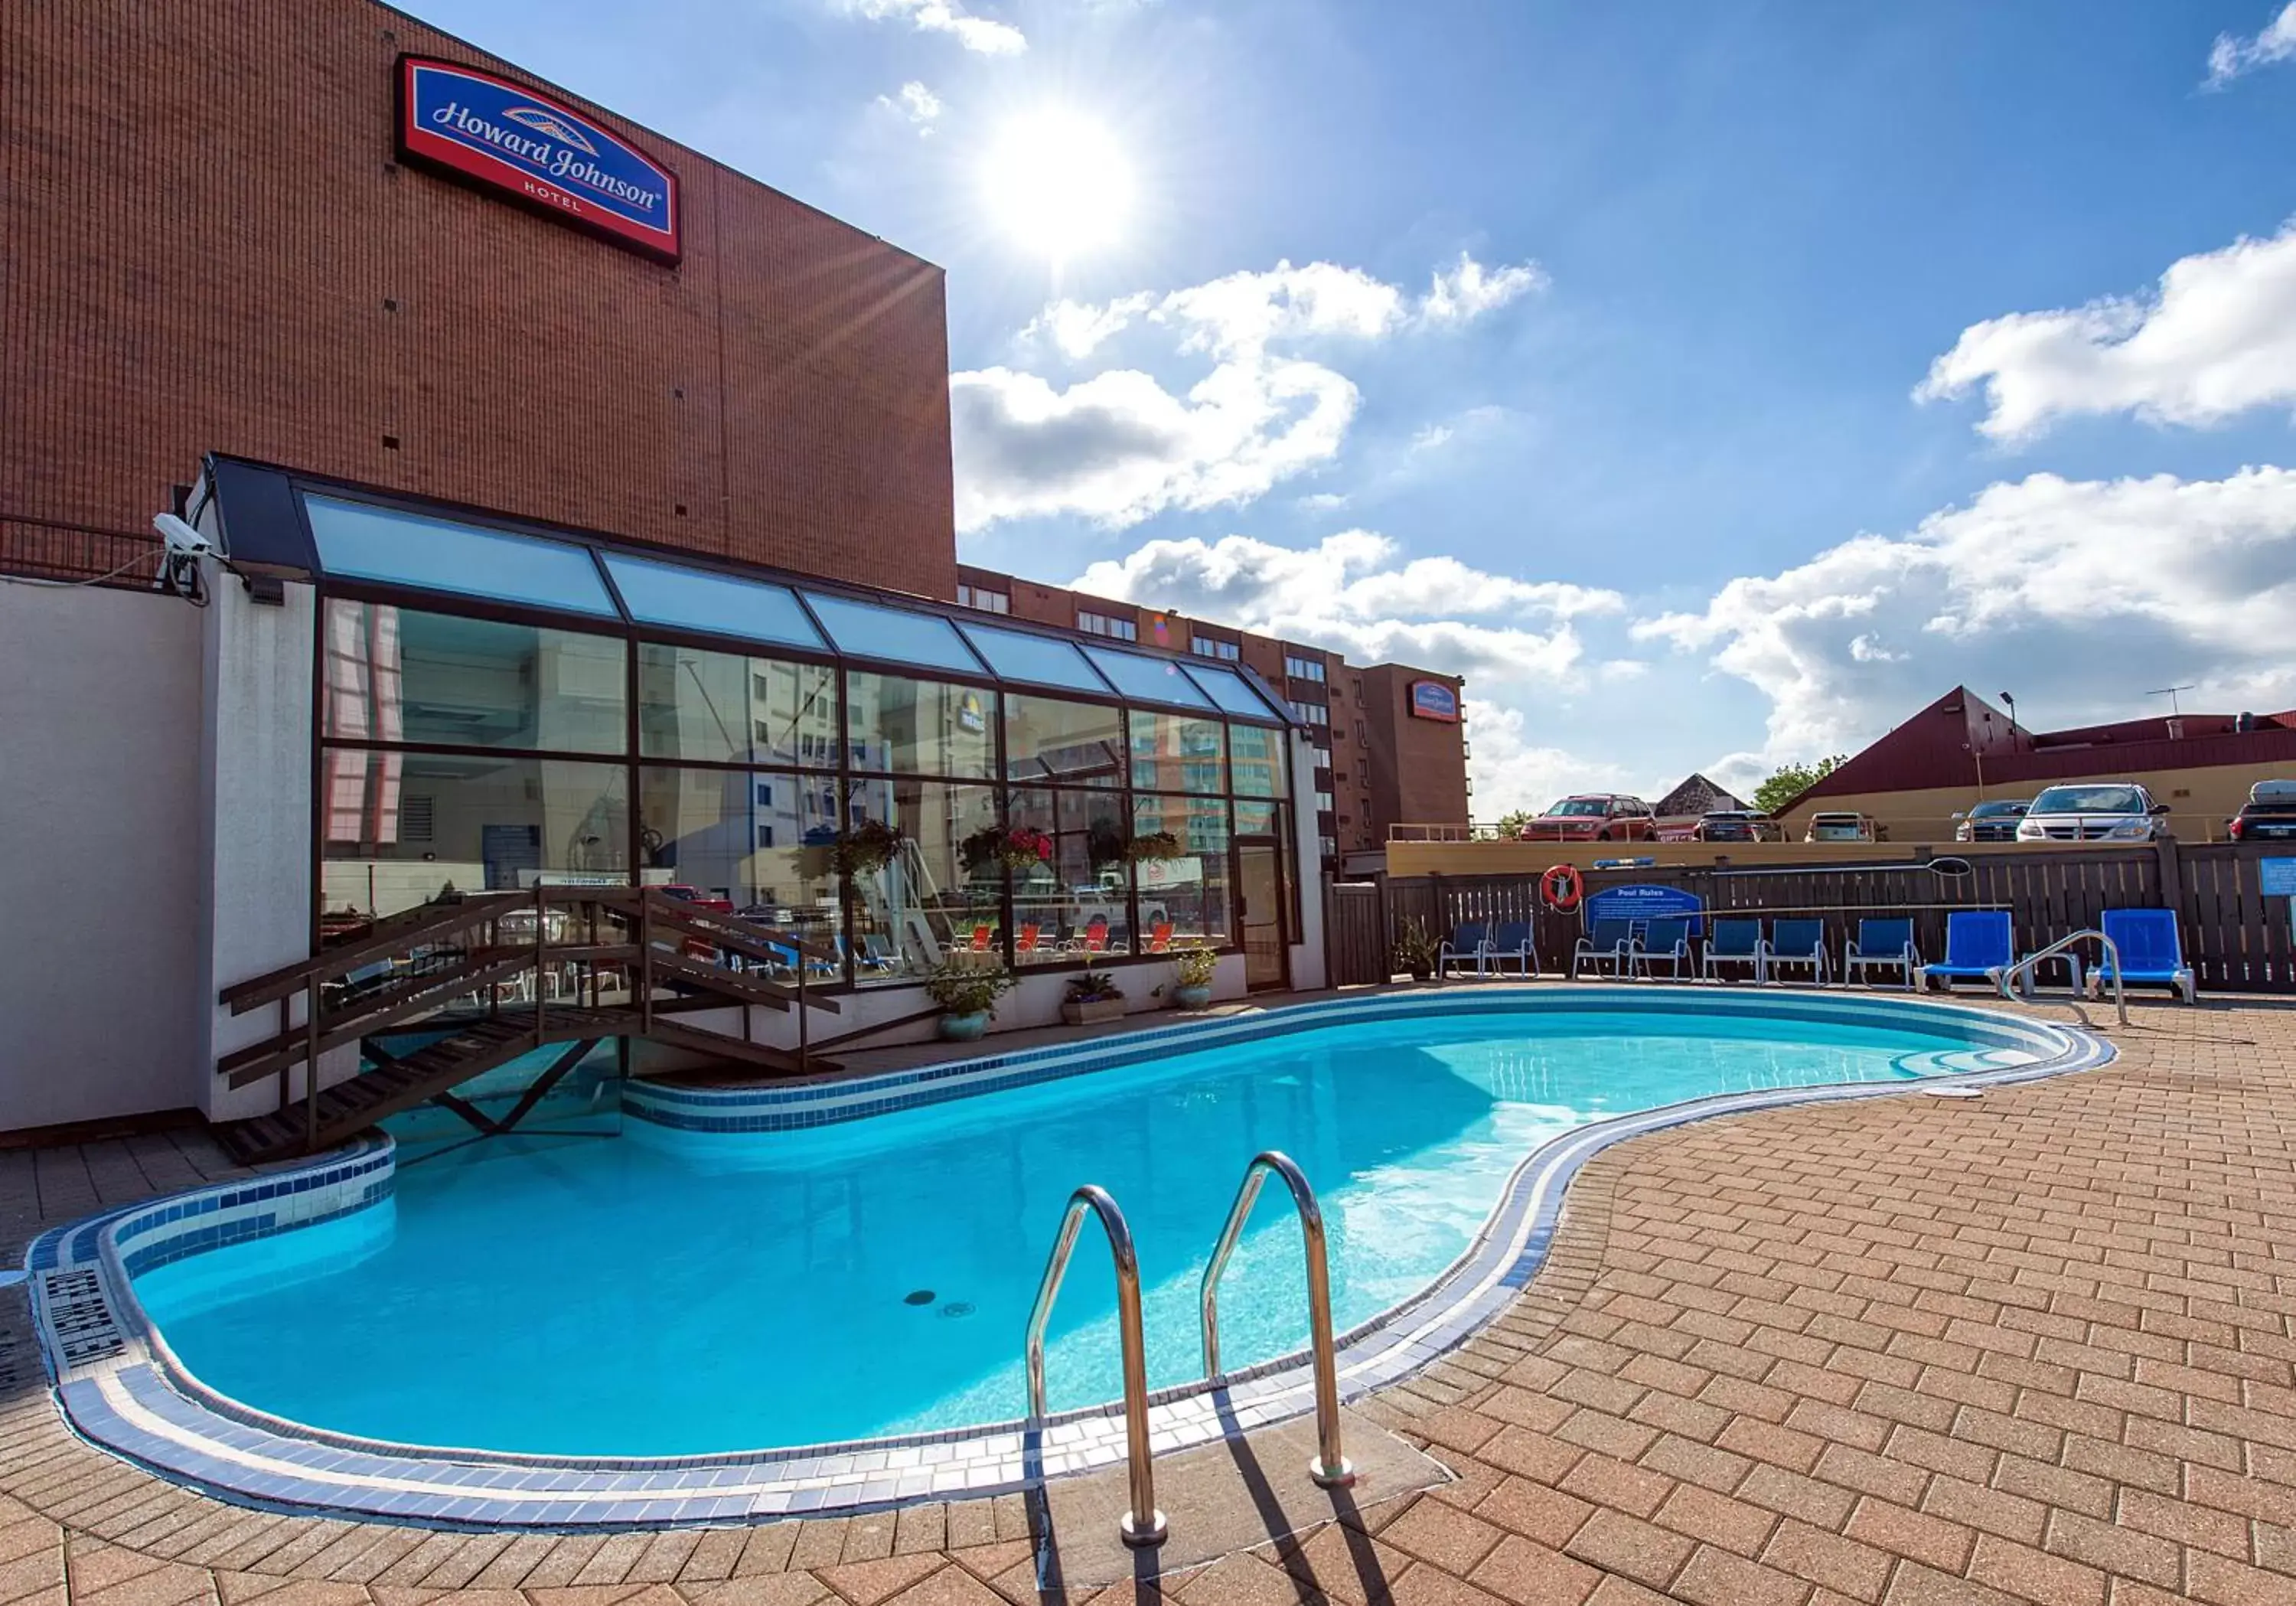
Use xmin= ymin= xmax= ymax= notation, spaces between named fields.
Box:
xmin=1327 ymin=841 xmax=2296 ymax=994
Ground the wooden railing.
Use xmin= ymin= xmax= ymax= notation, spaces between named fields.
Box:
xmin=219 ymin=887 xmax=846 ymax=1106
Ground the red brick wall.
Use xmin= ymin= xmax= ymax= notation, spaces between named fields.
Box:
xmin=2 ymin=0 xmax=955 ymax=597
xmin=1361 ymin=664 xmax=1470 ymax=832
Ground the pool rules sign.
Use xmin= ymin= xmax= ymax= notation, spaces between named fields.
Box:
xmin=2263 ymin=857 xmax=2296 ymax=942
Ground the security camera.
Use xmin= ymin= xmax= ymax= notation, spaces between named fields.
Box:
xmin=152 ymin=512 xmax=212 ymax=555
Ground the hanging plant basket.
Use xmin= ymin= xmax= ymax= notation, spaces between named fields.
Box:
xmin=1127 ymin=831 xmax=1184 ymax=863
xmin=962 ymin=824 xmax=1057 ymax=873
xmin=834 ymin=820 xmax=905 ymax=876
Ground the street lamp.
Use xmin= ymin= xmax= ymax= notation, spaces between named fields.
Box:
xmin=1998 ymin=690 xmax=2016 ymax=751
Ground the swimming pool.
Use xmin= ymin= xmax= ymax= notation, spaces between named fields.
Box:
xmin=126 ymin=991 xmax=2068 ymax=1460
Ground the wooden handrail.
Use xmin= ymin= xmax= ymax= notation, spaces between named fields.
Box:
xmin=640 ymin=890 xmax=840 ymax=964
xmin=223 ymin=893 xmax=525 ymax=1012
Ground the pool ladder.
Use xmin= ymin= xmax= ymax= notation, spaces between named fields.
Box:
xmin=1022 ymin=1149 xmax=1353 ymax=1549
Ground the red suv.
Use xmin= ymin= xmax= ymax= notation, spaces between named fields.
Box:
xmin=1519 ymin=795 xmax=1658 ymax=842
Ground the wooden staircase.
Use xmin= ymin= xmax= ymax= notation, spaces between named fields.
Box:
xmin=210 ymin=889 xmax=846 ymax=1164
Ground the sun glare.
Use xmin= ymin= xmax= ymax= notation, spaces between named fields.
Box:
xmin=980 ymin=109 xmax=1135 ymax=263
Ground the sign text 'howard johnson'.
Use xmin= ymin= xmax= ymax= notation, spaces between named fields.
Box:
xmin=397 ymin=57 xmax=682 ymax=263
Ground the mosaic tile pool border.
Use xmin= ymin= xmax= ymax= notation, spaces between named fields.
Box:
xmin=25 ymin=987 xmax=2113 ymax=1530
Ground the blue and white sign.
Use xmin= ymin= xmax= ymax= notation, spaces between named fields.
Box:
xmin=2260 ymin=857 xmax=2296 ymax=897
xmin=1583 ymin=883 xmax=1704 ymax=935
xmin=1408 ymin=679 xmax=1459 ymax=722
xmin=397 ymin=56 xmax=682 ymax=263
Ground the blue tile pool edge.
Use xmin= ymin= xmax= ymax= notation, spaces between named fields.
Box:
xmin=23 ymin=987 xmax=2116 ymax=1530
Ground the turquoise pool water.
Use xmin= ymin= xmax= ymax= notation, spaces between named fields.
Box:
xmin=132 ymin=1004 xmax=2008 ymax=1456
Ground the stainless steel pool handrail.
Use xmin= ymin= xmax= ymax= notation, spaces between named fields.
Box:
xmin=1024 ymin=1184 xmax=1166 ymax=1549
xmin=1200 ymin=1151 xmax=1355 ymax=1488
xmin=1997 ymin=928 xmax=2126 ymax=1026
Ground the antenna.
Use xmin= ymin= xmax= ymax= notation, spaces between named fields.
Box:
xmin=2146 ymin=684 xmax=2197 ymax=716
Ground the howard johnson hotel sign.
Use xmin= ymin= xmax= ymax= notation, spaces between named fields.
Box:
xmin=396 ymin=57 xmax=682 ymax=264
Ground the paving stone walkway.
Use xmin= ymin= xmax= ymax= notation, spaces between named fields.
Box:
xmin=3 ymin=992 xmax=2294 ymax=1604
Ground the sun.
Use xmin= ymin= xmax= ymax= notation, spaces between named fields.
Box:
xmin=980 ymin=109 xmax=1135 ymax=263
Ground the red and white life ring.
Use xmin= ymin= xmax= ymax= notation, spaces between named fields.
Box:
xmin=1541 ymin=863 xmax=1583 ymax=913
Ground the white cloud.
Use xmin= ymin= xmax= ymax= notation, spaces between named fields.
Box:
xmin=1466 ymin=704 xmax=1641 ymax=816
xmin=1296 ymin=492 xmax=1350 ymax=511
xmin=1635 ymin=466 xmax=2296 ymax=771
xmin=841 ymin=0 xmax=1024 ymax=54
xmin=1914 ymin=218 xmax=2296 ymax=442
xmin=2206 ymin=3 xmax=2296 ymax=87
xmin=1069 ymin=529 xmax=1616 ymax=685
xmin=957 ymin=254 xmax=1543 ymax=531
xmin=876 ymin=80 xmax=942 ymax=133
xmin=1420 ymin=252 xmax=1548 ymax=327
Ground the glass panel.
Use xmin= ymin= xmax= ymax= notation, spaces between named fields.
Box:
xmin=1003 ymin=693 xmax=1125 ymax=787
xmin=1228 ymin=723 xmax=1288 ymax=798
xmin=1128 ymin=709 xmax=1227 ymax=795
xmin=637 ymin=642 xmax=839 ymax=769
xmin=847 ymin=671 xmax=995 ymax=779
xmin=306 ymin=495 xmax=618 ymax=615
xmin=1082 ymin=645 xmax=1217 ymax=709
xmin=323 ymin=600 xmax=627 ymax=756
xmin=1238 ymin=841 xmax=1286 ymax=987
xmin=1133 ymin=794 xmax=1231 ymax=946
xmin=955 ymin=621 xmax=1115 ymax=694
xmin=1183 ymin=661 xmax=1284 ymax=721
xmin=844 ymin=779 xmax=1002 ymax=984
xmin=605 ymin=555 xmax=825 ymax=652
xmin=1234 ymin=798 xmax=1280 ymax=836
xmin=318 ymin=751 xmax=628 ymax=918
xmin=802 ymin=592 xmax=986 ymax=675
xmin=636 ymin=767 xmax=842 ymax=960
xmin=1007 ymin=788 xmax=1134 ymax=962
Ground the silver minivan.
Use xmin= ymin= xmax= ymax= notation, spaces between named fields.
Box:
xmin=2014 ymin=782 xmax=2169 ymax=844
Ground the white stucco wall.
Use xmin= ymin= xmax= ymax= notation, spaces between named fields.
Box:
xmin=1289 ymin=729 xmax=1329 ymax=991
xmin=0 ymin=581 xmax=207 ymax=1131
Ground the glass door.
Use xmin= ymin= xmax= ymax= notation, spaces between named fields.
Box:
xmin=1234 ymin=838 xmax=1288 ymax=991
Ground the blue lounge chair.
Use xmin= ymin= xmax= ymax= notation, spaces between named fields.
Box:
xmin=1922 ymin=911 xmax=2013 ymax=992
xmin=1573 ymin=918 xmax=1636 ymax=979
xmin=1437 ymin=922 xmax=1489 ymax=978
xmin=2091 ymin=909 xmax=2197 ymax=1004
xmin=1845 ymin=918 xmax=1919 ymax=989
xmin=1766 ymin=919 xmax=1828 ymax=984
xmin=1487 ymin=920 xmax=1538 ymax=978
xmin=1701 ymin=917 xmax=1766 ymax=983
xmin=1637 ymin=918 xmax=1691 ymax=979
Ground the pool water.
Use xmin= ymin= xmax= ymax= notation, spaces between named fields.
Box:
xmin=133 ymin=1006 xmax=2001 ymax=1455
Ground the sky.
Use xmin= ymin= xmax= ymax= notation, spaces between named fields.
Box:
xmin=409 ymin=0 xmax=2296 ymax=813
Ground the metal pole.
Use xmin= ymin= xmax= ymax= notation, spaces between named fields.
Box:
xmin=1199 ymin=1151 xmax=1354 ymax=1487
xmin=1023 ymin=1185 xmax=1166 ymax=1548
xmin=533 ymin=884 xmax=548 ymax=1040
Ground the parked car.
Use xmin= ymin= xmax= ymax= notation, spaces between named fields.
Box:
xmin=1692 ymin=809 xmax=1763 ymax=842
xmin=1804 ymin=811 xmax=1878 ymax=843
xmin=2229 ymin=778 xmax=2296 ymax=842
xmin=1519 ymin=794 xmax=1658 ymax=842
xmin=1954 ymin=798 xmax=2030 ymax=843
xmin=2015 ymin=782 xmax=2169 ymax=844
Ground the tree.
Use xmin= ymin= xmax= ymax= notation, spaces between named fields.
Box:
xmin=1493 ymin=808 xmax=1537 ymax=839
xmin=1753 ymin=755 xmax=1848 ymax=816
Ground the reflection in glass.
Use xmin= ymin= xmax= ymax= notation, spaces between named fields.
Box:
xmin=1182 ymin=661 xmax=1286 ymax=720
xmin=957 ymin=622 xmax=1113 ymax=694
xmin=1133 ymin=795 xmax=1231 ymax=946
xmin=1007 ymin=788 xmax=1134 ymax=962
xmin=1234 ymin=799 xmax=1280 ymax=837
xmin=323 ymin=601 xmax=627 ymax=755
xmin=1228 ymin=723 xmax=1287 ymax=799
xmin=637 ymin=769 xmax=841 ymax=965
xmin=1128 ymin=710 xmax=1228 ymax=795
xmin=306 ymin=496 xmax=618 ymax=615
xmin=1004 ymin=694 xmax=1125 ymax=787
xmin=637 ymin=643 xmax=839 ymax=769
xmin=845 ymin=780 xmax=1002 ymax=983
xmin=802 ymin=592 xmax=985 ymax=676
xmin=848 ymin=672 xmax=995 ymax=779
xmin=318 ymin=751 xmax=628 ymax=919
xmin=1083 ymin=645 xmax=1218 ymax=709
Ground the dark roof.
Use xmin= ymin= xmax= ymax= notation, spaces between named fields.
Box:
xmin=1655 ymin=772 xmax=1752 ymax=817
xmin=1786 ymin=687 xmax=2296 ymax=810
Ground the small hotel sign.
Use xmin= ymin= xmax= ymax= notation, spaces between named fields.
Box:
xmin=396 ymin=56 xmax=682 ymax=264
xmin=1408 ymin=679 xmax=1459 ymax=722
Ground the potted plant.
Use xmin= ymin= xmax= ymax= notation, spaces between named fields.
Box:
xmin=962 ymin=824 xmax=1057 ymax=874
xmin=1061 ymin=971 xmax=1126 ymax=1025
xmin=1391 ymin=919 xmax=1439 ymax=982
xmin=925 ymin=958 xmax=1013 ymax=1041
xmin=1171 ymin=945 xmax=1218 ymax=1010
xmin=834 ymin=820 xmax=905 ymax=877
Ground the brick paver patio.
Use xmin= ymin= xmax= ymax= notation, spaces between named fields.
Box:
xmin=3 ymin=991 xmax=2294 ymax=1604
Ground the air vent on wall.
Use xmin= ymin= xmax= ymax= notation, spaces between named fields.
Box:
xmin=402 ymin=795 xmax=435 ymax=842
